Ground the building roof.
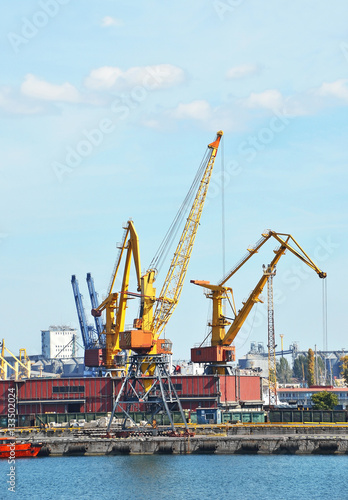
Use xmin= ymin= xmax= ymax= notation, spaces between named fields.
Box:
xmin=278 ymin=387 xmax=348 ymax=393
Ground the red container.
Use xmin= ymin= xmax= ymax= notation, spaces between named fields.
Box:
xmin=191 ymin=346 xmax=236 ymax=363
xmin=84 ymin=348 xmax=106 ymax=367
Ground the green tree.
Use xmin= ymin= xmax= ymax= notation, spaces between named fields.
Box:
xmin=340 ymin=355 xmax=348 ymax=386
xmin=315 ymin=355 xmax=326 ymax=384
xmin=276 ymin=357 xmax=293 ymax=384
xmin=293 ymin=354 xmax=308 ymax=382
xmin=307 ymin=348 xmax=315 ymax=386
xmin=311 ymin=391 xmax=339 ymax=410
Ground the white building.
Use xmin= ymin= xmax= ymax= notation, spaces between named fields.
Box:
xmin=41 ymin=326 xmax=78 ymax=359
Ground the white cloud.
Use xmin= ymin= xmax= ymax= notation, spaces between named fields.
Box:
xmin=316 ymin=79 xmax=348 ymax=102
xmin=21 ymin=74 xmax=81 ymax=103
xmin=244 ymin=89 xmax=284 ymax=110
xmin=143 ymin=119 xmax=161 ymax=129
xmin=172 ymin=100 xmax=213 ymax=121
xmin=168 ymin=100 xmax=241 ymax=131
xmin=84 ymin=64 xmax=185 ymax=91
xmin=0 ymin=86 xmax=45 ymax=115
xmin=101 ymin=16 xmax=123 ymax=27
xmin=84 ymin=67 xmax=123 ymax=90
xmin=226 ymin=64 xmax=259 ymax=79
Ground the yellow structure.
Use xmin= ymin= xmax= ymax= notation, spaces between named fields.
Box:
xmin=120 ymin=131 xmax=223 ymax=357
xmin=91 ymin=220 xmax=141 ymax=370
xmin=191 ymin=231 xmax=327 ymax=373
xmin=0 ymin=339 xmax=31 ymax=380
xmin=94 ymin=131 xmax=223 ymax=372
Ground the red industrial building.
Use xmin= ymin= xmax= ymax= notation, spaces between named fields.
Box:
xmin=0 ymin=374 xmax=262 ymax=416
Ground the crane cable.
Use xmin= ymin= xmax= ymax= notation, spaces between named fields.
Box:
xmin=148 ymin=148 xmax=211 ymax=276
xmin=221 ymin=135 xmax=226 ymax=278
xmin=322 ymin=277 xmax=328 ymax=351
xmin=221 ymin=135 xmax=227 ymax=336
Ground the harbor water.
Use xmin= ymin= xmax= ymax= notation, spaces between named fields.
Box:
xmin=0 ymin=454 xmax=347 ymax=499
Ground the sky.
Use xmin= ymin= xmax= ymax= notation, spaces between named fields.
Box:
xmin=0 ymin=0 xmax=347 ymax=362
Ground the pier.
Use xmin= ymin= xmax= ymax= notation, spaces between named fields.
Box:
xmin=3 ymin=424 xmax=348 ymax=456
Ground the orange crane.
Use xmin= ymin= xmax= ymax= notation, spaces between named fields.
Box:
xmin=191 ymin=230 xmax=326 ymax=373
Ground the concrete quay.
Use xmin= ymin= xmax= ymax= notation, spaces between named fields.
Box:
xmin=35 ymin=434 xmax=348 ymax=456
xmin=3 ymin=424 xmax=348 ymax=455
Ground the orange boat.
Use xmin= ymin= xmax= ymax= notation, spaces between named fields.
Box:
xmin=0 ymin=438 xmax=42 ymax=458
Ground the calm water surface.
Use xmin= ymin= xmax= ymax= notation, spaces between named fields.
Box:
xmin=0 ymin=454 xmax=346 ymax=500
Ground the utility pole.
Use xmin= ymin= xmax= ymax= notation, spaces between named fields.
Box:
xmin=280 ymin=334 xmax=284 ymax=358
xmin=314 ymin=344 xmax=319 ymax=385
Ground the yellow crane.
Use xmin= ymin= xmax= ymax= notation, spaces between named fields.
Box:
xmin=106 ymin=132 xmax=224 ymax=429
xmin=119 ymin=131 xmax=224 ymax=356
xmin=92 ymin=131 xmax=223 ymax=372
xmin=91 ymin=220 xmax=141 ymax=371
xmin=0 ymin=339 xmax=31 ymax=380
xmin=191 ymin=230 xmax=327 ymax=373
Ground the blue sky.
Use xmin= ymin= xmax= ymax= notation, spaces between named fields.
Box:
xmin=0 ymin=1 xmax=347 ymax=361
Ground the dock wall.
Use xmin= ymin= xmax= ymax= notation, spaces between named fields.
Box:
xmin=3 ymin=425 xmax=348 ymax=455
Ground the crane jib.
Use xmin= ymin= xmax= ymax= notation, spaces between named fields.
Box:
xmin=151 ymin=131 xmax=223 ymax=340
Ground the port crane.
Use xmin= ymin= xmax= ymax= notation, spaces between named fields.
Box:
xmin=104 ymin=131 xmax=223 ymax=430
xmin=191 ymin=230 xmax=327 ymax=374
xmin=118 ymin=131 xmax=224 ymax=357
xmin=91 ymin=131 xmax=223 ymax=372
xmin=0 ymin=339 xmax=31 ymax=380
xmin=86 ymin=273 xmax=103 ymax=337
xmin=71 ymin=274 xmax=103 ymax=352
xmin=71 ymin=275 xmax=101 ymax=350
xmin=91 ymin=219 xmax=141 ymax=370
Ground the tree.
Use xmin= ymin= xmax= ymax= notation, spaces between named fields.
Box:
xmin=315 ymin=355 xmax=326 ymax=385
xmin=293 ymin=354 xmax=308 ymax=382
xmin=307 ymin=348 xmax=315 ymax=387
xmin=311 ymin=391 xmax=339 ymax=410
xmin=340 ymin=355 xmax=348 ymax=386
xmin=276 ymin=357 xmax=293 ymax=384
xmin=293 ymin=351 xmax=327 ymax=385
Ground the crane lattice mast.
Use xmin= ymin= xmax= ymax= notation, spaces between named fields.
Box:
xmin=265 ymin=264 xmax=277 ymax=406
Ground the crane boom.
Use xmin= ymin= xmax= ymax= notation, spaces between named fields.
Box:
xmin=92 ymin=220 xmax=142 ymax=369
xmin=118 ymin=131 xmax=224 ymax=357
xmin=86 ymin=273 xmax=103 ymax=336
xmin=71 ymin=275 xmax=98 ymax=349
xmin=151 ymin=131 xmax=223 ymax=341
xmin=191 ymin=230 xmax=326 ymax=369
xmin=219 ymin=230 xmax=325 ymax=286
xmin=221 ymin=245 xmax=286 ymax=345
xmin=221 ymin=232 xmax=326 ymax=345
